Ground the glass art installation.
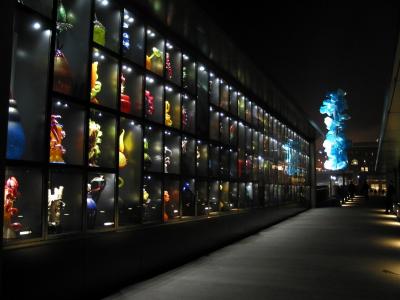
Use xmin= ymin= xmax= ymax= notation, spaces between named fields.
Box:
xmin=87 ymin=175 xmax=106 ymax=229
xmin=182 ymin=104 xmax=188 ymax=128
xmin=145 ymin=90 xmax=154 ymax=116
xmin=146 ymin=47 xmax=163 ymax=74
xmin=90 ymin=62 xmax=102 ymax=104
xmin=319 ymin=89 xmax=350 ymax=170
xmin=282 ymin=139 xmax=299 ymax=176
xmin=163 ymin=190 xmax=170 ymax=221
xmin=48 ymin=186 xmax=65 ymax=229
xmin=54 ymin=0 xmax=73 ymax=94
xmin=120 ymin=74 xmax=131 ymax=113
xmin=143 ymin=187 xmax=150 ymax=204
xmin=7 ymin=93 xmax=25 ymax=159
xmin=3 ymin=176 xmax=22 ymax=239
xmin=49 ymin=114 xmax=66 ymax=163
xmin=165 ymin=52 xmax=173 ymax=79
xmin=119 ymin=129 xmax=127 ymax=168
xmin=93 ymin=15 xmax=106 ymax=46
xmin=164 ymin=146 xmax=172 ymax=173
xmin=88 ymin=119 xmax=103 ymax=167
xmin=165 ymin=100 xmax=172 ymax=127
xmin=143 ymin=138 xmax=152 ymax=168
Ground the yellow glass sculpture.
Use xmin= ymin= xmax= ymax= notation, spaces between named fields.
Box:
xmin=119 ymin=129 xmax=127 ymax=168
xmin=91 ymin=61 xmax=102 ymax=104
xmin=165 ymin=100 xmax=173 ymax=127
xmin=146 ymin=47 xmax=163 ymax=75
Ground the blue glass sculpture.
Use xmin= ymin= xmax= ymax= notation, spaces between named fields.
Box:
xmin=7 ymin=94 xmax=26 ymax=159
xmin=319 ymin=89 xmax=350 ymax=170
xmin=282 ymin=139 xmax=299 ymax=176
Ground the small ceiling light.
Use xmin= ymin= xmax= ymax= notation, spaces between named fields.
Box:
xmin=33 ymin=22 xmax=41 ymax=30
xmin=101 ymin=0 xmax=109 ymax=6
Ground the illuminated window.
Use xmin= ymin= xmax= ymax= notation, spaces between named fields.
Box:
xmin=351 ymin=159 xmax=358 ymax=166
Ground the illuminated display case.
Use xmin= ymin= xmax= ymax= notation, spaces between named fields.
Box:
xmin=3 ymin=0 xmax=311 ymax=245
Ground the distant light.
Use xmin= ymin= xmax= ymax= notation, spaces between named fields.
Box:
xmin=199 ymin=65 xmax=205 ymax=71
xmin=33 ymin=22 xmax=41 ymax=30
xmin=101 ymin=0 xmax=109 ymax=6
xmin=20 ymin=230 xmax=32 ymax=236
xmin=104 ymin=222 xmax=114 ymax=226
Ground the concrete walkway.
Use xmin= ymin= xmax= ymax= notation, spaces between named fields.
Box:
xmin=104 ymin=197 xmax=400 ymax=300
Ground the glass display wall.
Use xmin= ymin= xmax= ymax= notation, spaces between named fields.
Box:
xmin=3 ymin=0 xmax=311 ymax=244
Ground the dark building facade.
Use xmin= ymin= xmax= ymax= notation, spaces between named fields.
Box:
xmin=0 ymin=1 xmax=318 ymax=298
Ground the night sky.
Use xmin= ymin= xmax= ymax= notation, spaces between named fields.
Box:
xmin=196 ymin=1 xmax=400 ymax=143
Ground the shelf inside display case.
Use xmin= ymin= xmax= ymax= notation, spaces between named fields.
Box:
xmin=142 ymin=175 xmax=162 ymax=223
xmin=122 ymin=9 xmax=144 ymax=65
xmin=146 ymin=27 xmax=164 ymax=76
xmin=50 ymin=99 xmax=85 ymax=165
xmin=163 ymin=179 xmax=180 ymax=221
xmin=118 ymin=118 xmax=142 ymax=226
xmin=87 ymin=172 xmax=115 ymax=230
xmin=48 ymin=169 xmax=83 ymax=234
xmin=93 ymin=0 xmax=120 ymax=52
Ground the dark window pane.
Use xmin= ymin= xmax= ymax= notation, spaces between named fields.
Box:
xmin=122 ymin=9 xmax=144 ymax=65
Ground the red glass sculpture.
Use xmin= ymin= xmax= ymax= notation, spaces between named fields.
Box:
xmin=3 ymin=176 xmax=22 ymax=239
xmin=145 ymin=90 xmax=155 ymax=116
xmin=120 ymin=74 xmax=131 ymax=113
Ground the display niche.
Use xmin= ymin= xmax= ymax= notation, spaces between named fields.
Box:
xmin=220 ymin=181 xmax=231 ymax=212
xmin=164 ymin=131 xmax=180 ymax=174
xmin=209 ymin=145 xmax=219 ymax=178
xmin=209 ymin=107 xmax=219 ymax=141
xmin=93 ymin=0 xmax=120 ymax=53
xmin=146 ymin=27 xmax=164 ymax=77
xmin=181 ymin=95 xmax=195 ymax=134
xmin=142 ymin=175 xmax=161 ymax=223
xmin=245 ymin=99 xmax=252 ymax=123
xmin=122 ymin=9 xmax=144 ymax=65
xmin=230 ymin=150 xmax=238 ymax=179
xmin=53 ymin=0 xmax=90 ymax=98
xmin=220 ymin=114 xmax=229 ymax=145
xmin=121 ymin=63 xmax=143 ymax=117
xmin=230 ymin=182 xmax=238 ymax=209
xmin=87 ymin=172 xmax=115 ymax=230
xmin=238 ymin=182 xmax=246 ymax=208
xmin=181 ymin=136 xmax=195 ymax=176
xmin=220 ymin=148 xmax=230 ymax=178
xmin=220 ymin=81 xmax=229 ymax=111
xmin=165 ymin=41 xmax=181 ymax=86
xmin=208 ymin=181 xmax=219 ymax=214
xmin=196 ymin=141 xmax=208 ymax=177
xmin=3 ymin=167 xmax=42 ymax=241
xmin=91 ymin=48 xmax=118 ymax=109
xmin=229 ymin=89 xmax=238 ymax=116
xmin=7 ymin=10 xmax=51 ymax=161
xmin=209 ymin=75 xmax=219 ymax=106
xmin=182 ymin=54 xmax=196 ymax=94
xmin=48 ymin=169 xmax=83 ymax=234
xmin=238 ymin=95 xmax=245 ymax=120
xmin=20 ymin=0 xmax=53 ymax=18
xmin=165 ymin=87 xmax=180 ymax=129
xmin=196 ymin=181 xmax=208 ymax=216
xmin=144 ymin=126 xmax=162 ymax=172
xmin=163 ymin=179 xmax=180 ymax=221
xmin=196 ymin=64 xmax=209 ymax=138
xmin=181 ymin=179 xmax=195 ymax=217
xmin=88 ymin=110 xmax=116 ymax=168
xmin=118 ymin=118 xmax=142 ymax=226
xmin=145 ymin=75 xmax=163 ymax=124
xmin=229 ymin=120 xmax=238 ymax=147
xmin=50 ymin=99 xmax=85 ymax=165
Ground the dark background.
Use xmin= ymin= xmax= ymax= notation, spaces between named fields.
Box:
xmin=196 ymin=1 xmax=400 ymax=143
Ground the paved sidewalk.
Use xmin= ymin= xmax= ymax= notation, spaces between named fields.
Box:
xmin=104 ymin=197 xmax=400 ymax=300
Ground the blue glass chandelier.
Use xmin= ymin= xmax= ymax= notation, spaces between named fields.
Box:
xmin=319 ymin=89 xmax=350 ymax=170
xmin=282 ymin=139 xmax=299 ymax=176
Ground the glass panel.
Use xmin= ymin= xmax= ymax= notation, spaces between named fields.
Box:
xmin=91 ymin=48 xmax=118 ymax=109
xmin=163 ymin=179 xmax=180 ymax=221
xmin=245 ymin=99 xmax=252 ymax=123
xmin=165 ymin=41 xmax=181 ymax=85
xmin=209 ymin=75 xmax=219 ymax=106
xmin=144 ymin=126 xmax=162 ymax=172
xmin=196 ymin=65 xmax=208 ymax=138
xmin=238 ymin=182 xmax=246 ymax=208
xmin=229 ymin=120 xmax=237 ymax=147
xmin=21 ymin=0 xmax=53 ymax=18
xmin=208 ymin=181 xmax=219 ymax=214
xmin=8 ymin=10 xmax=51 ymax=161
xmin=165 ymin=87 xmax=180 ymax=129
xmin=3 ymin=167 xmax=42 ymax=241
xmin=93 ymin=0 xmax=120 ymax=52
xmin=196 ymin=181 xmax=208 ymax=216
xmin=220 ymin=149 xmax=229 ymax=178
xmin=246 ymin=127 xmax=252 ymax=153
xmin=118 ymin=118 xmax=142 ymax=226
xmin=50 ymin=99 xmax=84 ymax=165
xmin=246 ymin=182 xmax=253 ymax=207
xmin=142 ymin=175 xmax=161 ymax=223
xmin=196 ymin=141 xmax=208 ymax=176
xmin=230 ymin=150 xmax=237 ymax=179
xmin=146 ymin=27 xmax=164 ymax=76
xmin=182 ymin=95 xmax=195 ymax=133
xmin=220 ymin=114 xmax=229 ymax=145
xmin=220 ymin=81 xmax=229 ymax=111
xmin=209 ymin=108 xmax=219 ymax=141
xmin=164 ymin=131 xmax=180 ymax=174
xmin=181 ymin=136 xmax=195 ymax=176
xmin=145 ymin=75 xmax=163 ymax=124
xmin=209 ymin=145 xmax=219 ymax=177
xmin=229 ymin=90 xmax=237 ymax=115
xmin=238 ymin=150 xmax=245 ymax=179
xmin=182 ymin=53 xmax=196 ymax=94
xmin=238 ymin=123 xmax=245 ymax=152
xmin=87 ymin=172 xmax=115 ymax=230
xmin=220 ymin=181 xmax=230 ymax=212
xmin=122 ymin=9 xmax=144 ymax=65
xmin=230 ymin=182 xmax=238 ymax=209
xmin=121 ymin=63 xmax=143 ymax=117
xmin=238 ymin=95 xmax=245 ymax=120
xmin=48 ymin=169 xmax=82 ymax=234
xmin=181 ymin=179 xmax=195 ymax=217
xmin=54 ymin=0 xmax=90 ymax=98
xmin=252 ymin=104 xmax=258 ymax=127
xmin=88 ymin=109 xmax=116 ymax=168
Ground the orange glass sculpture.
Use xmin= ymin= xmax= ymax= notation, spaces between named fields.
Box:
xmin=3 ymin=176 xmax=22 ymax=239
xmin=163 ymin=190 xmax=170 ymax=221
xmin=90 ymin=61 xmax=102 ymax=104
xmin=50 ymin=114 xmax=66 ymax=163
xmin=165 ymin=100 xmax=173 ymax=127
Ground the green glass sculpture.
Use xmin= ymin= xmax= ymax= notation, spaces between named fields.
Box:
xmin=93 ymin=15 xmax=106 ymax=46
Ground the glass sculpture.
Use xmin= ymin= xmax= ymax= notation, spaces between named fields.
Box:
xmin=163 ymin=190 xmax=170 ymax=221
xmin=90 ymin=62 xmax=102 ymax=104
xmin=7 ymin=92 xmax=25 ymax=159
xmin=164 ymin=146 xmax=172 ymax=173
xmin=48 ymin=186 xmax=65 ymax=229
xmin=165 ymin=52 xmax=173 ymax=79
xmin=146 ymin=47 xmax=163 ymax=74
xmin=145 ymin=90 xmax=154 ymax=116
xmin=3 ymin=176 xmax=22 ymax=239
xmin=120 ymin=74 xmax=131 ymax=113
xmin=49 ymin=114 xmax=66 ymax=163
xmin=88 ymin=119 xmax=102 ymax=167
xmin=165 ymin=100 xmax=172 ymax=127
xmin=119 ymin=129 xmax=127 ymax=168
xmin=143 ymin=138 xmax=152 ymax=168
xmin=93 ymin=15 xmax=106 ymax=46
xmin=87 ymin=175 xmax=106 ymax=229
